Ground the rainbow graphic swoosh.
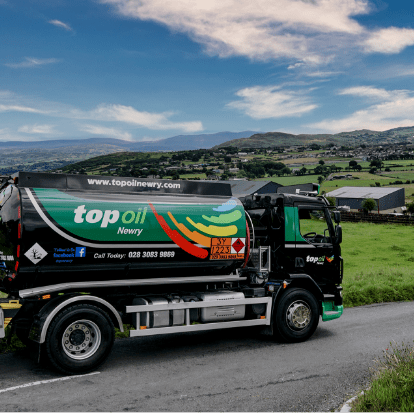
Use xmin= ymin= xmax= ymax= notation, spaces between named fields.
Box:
xmin=149 ymin=197 xmax=245 ymax=259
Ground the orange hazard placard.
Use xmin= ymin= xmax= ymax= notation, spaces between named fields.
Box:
xmin=210 ymin=238 xmax=245 ymax=260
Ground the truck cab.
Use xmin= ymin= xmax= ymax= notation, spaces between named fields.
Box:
xmin=241 ymin=190 xmax=343 ymax=313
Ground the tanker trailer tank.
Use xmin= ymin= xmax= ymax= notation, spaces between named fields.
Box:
xmin=2 ymin=172 xmax=249 ymax=297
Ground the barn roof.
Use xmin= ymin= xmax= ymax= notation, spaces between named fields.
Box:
xmin=327 ymin=186 xmax=403 ymax=199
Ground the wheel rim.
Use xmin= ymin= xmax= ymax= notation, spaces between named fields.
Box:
xmin=286 ymin=301 xmax=312 ymax=331
xmin=61 ymin=319 xmax=101 ymax=360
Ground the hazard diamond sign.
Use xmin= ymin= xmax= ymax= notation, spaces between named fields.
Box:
xmin=231 ymin=238 xmax=245 ymax=254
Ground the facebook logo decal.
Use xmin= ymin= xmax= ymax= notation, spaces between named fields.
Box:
xmin=75 ymin=247 xmax=86 ymax=258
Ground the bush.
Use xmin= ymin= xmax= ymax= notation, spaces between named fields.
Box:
xmin=362 ymin=198 xmax=377 ymax=213
xmin=326 ymin=196 xmax=335 ymax=206
xmin=406 ymin=202 xmax=414 ymax=215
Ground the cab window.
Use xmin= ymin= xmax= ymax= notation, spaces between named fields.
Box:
xmin=298 ymin=208 xmax=332 ymax=244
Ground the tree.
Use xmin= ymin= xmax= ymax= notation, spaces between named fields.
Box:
xmin=370 ymin=159 xmax=384 ymax=171
xmin=319 ymin=160 xmax=325 ymax=165
xmin=369 ymin=167 xmax=377 ymax=174
xmin=349 ymin=160 xmax=358 ymax=169
xmin=282 ymin=166 xmax=291 ymax=176
xmin=317 ymin=175 xmax=324 ymax=184
xmin=362 ymin=198 xmax=377 ymax=213
xmin=406 ymin=202 xmax=414 ymax=215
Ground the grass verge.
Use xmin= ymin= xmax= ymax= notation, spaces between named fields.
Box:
xmin=341 ymin=222 xmax=414 ymax=307
xmin=352 ymin=341 xmax=414 ymax=412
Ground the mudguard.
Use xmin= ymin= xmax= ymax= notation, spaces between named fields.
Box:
xmin=29 ymin=294 xmax=123 ymax=344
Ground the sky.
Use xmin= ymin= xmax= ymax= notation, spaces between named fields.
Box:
xmin=2 ymin=0 xmax=414 ymax=142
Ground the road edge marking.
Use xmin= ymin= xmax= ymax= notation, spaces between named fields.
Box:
xmin=0 ymin=371 xmax=100 ymax=394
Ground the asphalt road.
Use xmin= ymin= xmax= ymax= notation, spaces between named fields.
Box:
xmin=1 ymin=301 xmax=413 ymax=412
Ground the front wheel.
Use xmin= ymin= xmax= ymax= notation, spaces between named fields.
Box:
xmin=273 ymin=289 xmax=319 ymax=342
xmin=45 ymin=304 xmax=115 ymax=375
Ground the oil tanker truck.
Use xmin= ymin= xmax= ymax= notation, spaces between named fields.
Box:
xmin=0 ymin=172 xmax=343 ymax=374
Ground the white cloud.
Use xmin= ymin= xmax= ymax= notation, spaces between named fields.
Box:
xmin=80 ymin=124 xmax=133 ymax=141
xmin=338 ymin=85 xmax=395 ymax=100
xmin=0 ymin=104 xmax=49 ymax=114
xmin=101 ymin=0 xmax=414 ymax=63
xmin=363 ymin=27 xmax=414 ymax=54
xmin=308 ymin=86 xmax=414 ymax=132
xmin=101 ymin=0 xmax=371 ymax=64
xmin=5 ymin=57 xmax=61 ymax=68
xmin=0 ymin=91 xmax=203 ymax=133
xmin=82 ymin=104 xmax=203 ymax=132
xmin=48 ymin=19 xmax=73 ymax=32
xmin=18 ymin=124 xmax=57 ymax=134
xmin=305 ymin=71 xmax=342 ymax=78
xmin=227 ymin=85 xmax=317 ymax=119
xmin=288 ymin=63 xmax=306 ymax=70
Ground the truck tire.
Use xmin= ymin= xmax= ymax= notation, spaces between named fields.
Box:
xmin=274 ymin=289 xmax=319 ymax=343
xmin=45 ymin=304 xmax=115 ymax=375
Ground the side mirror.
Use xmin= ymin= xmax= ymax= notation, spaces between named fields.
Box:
xmin=333 ymin=211 xmax=341 ymax=223
xmin=335 ymin=224 xmax=342 ymax=245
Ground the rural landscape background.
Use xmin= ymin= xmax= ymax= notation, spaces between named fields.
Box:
xmin=2 ymin=0 xmax=414 ymax=411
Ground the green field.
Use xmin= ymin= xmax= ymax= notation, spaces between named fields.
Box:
xmin=341 ymin=222 xmax=414 ymax=307
xmin=258 ymin=175 xmax=322 ymax=185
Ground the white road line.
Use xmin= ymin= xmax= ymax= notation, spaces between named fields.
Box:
xmin=0 ymin=371 xmax=100 ymax=394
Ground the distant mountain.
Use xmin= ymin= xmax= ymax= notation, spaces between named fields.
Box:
xmin=0 ymin=131 xmax=258 ymax=151
xmin=130 ymin=131 xmax=258 ymax=151
xmin=0 ymin=137 xmax=132 ymax=149
xmin=214 ymin=127 xmax=414 ymax=149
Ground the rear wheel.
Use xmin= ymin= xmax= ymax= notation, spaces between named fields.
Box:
xmin=45 ymin=304 xmax=114 ymax=375
xmin=274 ymin=288 xmax=319 ymax=342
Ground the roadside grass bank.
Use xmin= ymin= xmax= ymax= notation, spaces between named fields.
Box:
xmin=352 ymin=341 xmax=414 ymax=412
xmin=2 ymin=222 xmax=414 ymax=354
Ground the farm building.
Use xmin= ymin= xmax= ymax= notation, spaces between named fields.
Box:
xmin=216 ymin=180 xmax=281 ymax=197
xmin=213 ymin=180 xmax=318 ymax=197
xmin=326 ymin=187 xmax=405 ymax=212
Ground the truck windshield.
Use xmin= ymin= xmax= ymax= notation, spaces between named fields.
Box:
xmin=298 ymin=208 xmax=332 ymax=244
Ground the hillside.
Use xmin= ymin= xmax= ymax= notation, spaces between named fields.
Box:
xmin=0 ymin=131 xmax=257 ymax=176
xmin=215 ymin=127 xmax=414 ymax=149
xmin=0 ymin=131 xmax=257 ymax=152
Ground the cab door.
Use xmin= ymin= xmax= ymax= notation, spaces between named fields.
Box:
xmin=293 ymin=204 xmax=337 ymax=284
